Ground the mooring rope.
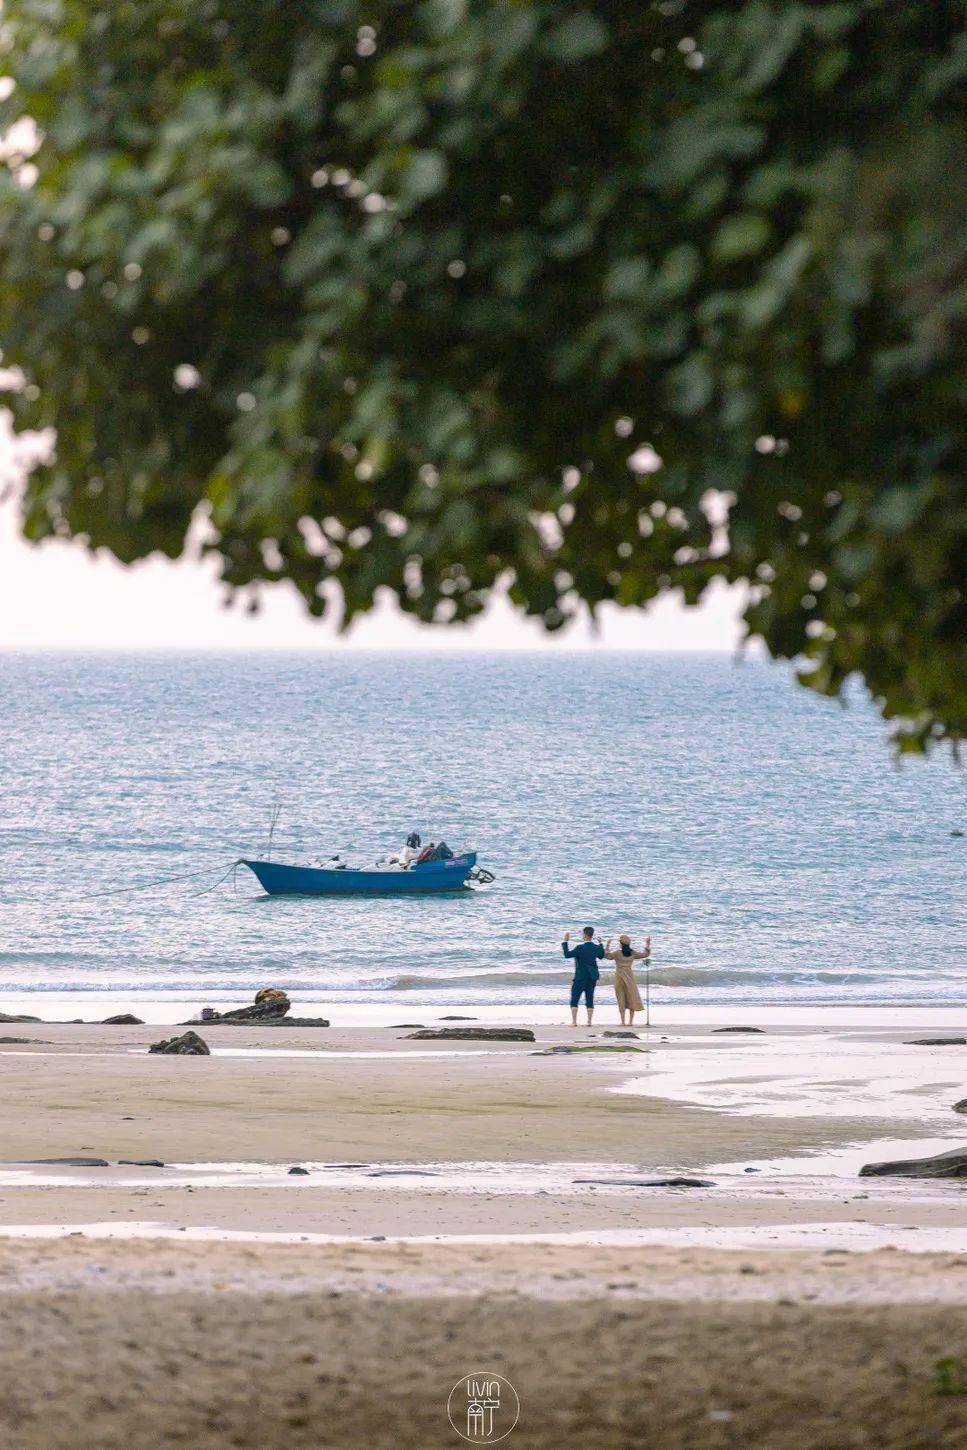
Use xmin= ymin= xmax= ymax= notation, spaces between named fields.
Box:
xmin=188 ymin=860 xmax=241 ymax=898
xmin=82 ymin=861 xmax=242 ymax=901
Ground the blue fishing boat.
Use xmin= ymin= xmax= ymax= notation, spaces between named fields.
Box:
xmin=240 ymin=852 xmax=486 ymax=896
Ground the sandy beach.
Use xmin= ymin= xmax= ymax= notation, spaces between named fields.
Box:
xmin=2 ymin=1236 xmax=967 ymax=1449
xmin=0 ymin=1007 xmax=964 ymax=1445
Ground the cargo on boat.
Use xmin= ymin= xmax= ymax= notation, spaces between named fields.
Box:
xmin=240 ymin=852 xmax=485 ymax=896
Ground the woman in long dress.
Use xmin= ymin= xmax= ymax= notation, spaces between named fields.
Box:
xmin=604 ymin=935 xmax=651 ymax=1025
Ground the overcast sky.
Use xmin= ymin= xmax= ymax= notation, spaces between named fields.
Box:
xmin=0 ymin=418 xmax=745 ymax=651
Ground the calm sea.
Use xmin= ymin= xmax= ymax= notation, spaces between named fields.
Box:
xmin=0 ymin=652 xmax=963 ymax=1011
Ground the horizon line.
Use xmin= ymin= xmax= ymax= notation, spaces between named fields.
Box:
xmin=0 ymin=643 xmax=759 ymax=658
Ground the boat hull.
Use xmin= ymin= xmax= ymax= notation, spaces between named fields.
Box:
xmin=240 ymin=854 xmax=477 ymax=896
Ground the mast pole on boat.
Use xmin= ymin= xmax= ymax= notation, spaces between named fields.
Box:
xmin=265 ymin=802 xmax=282 ymax=861
xmin=644 ymin=936 xmax=652 ymax=1028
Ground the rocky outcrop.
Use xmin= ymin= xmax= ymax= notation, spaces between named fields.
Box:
xmin=180 ymin=997 xmax=291 ymax=1024
xmin=904 ymin=1038 xmax=966 ymax=1046
xmin=119 ymin=1159 xmax=165 ymax=1167
xmin=367 ymin=1168 xmax=441 ymax=1178
xmin=712 ymin=1026 xmax=765 ymax=1034
xmin=603 ymin=1030 xmax=639 ymax=1038
xmin=532 ymin=1044 xmax=643 ymax=1056
xmin=180 ymin=992 xmax=329 ymax=1028
xmin=288 ymin=1166 xmax=310 ymax=1176
xmin=102 ymin=1014 xmax=144 ymax=1025
xmin=440 ymin=1015 xmax=477 ymax=1021
xmin=404 ymin=1027 xmax=535 ymax=1042
xmin=0 ymin=1013 xmax=41 ymax=1023
xmin=20 ymin=1157 xmax=110 ymax=1167
xmin=954 ymin=1100 xmax=967 ymax=1114
xmin=149 ymin=1031 xmax=210 ymax=1056
xmin=220 ymin=997 xmax=292 ymax=1022
xmin=859 ymin=1147 xmax=967 ymax=1178
xmin=254 ymin=987 xmax=289 ymax=1006
xmin=573 ymin=1176 xmax=716 ymax=1189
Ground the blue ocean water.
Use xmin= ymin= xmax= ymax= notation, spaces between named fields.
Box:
xmin=0 ymin=651 xmax=963 ymax=1009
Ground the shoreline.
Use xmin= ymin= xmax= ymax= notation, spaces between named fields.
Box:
xmin=4 ymin=995 xmax=967 ymax=1026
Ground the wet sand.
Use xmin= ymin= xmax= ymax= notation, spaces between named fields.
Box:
xmin=0 ymin=1017 xmax=963 ymax=1241
xmin=0 ymin=1017 xmax=959 ymax=1177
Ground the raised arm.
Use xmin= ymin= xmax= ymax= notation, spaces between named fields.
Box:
xmin=561 ymin=939 xmax=576 ymax=959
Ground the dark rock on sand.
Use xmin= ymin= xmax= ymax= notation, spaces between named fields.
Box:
xmin=440 ymin=1016 xmax=477 ymax=1021
xmin=180 ymin=993 xmax=329 ymax=1028
xmin=574 ymin=1176 xmax=716 ymax=1189
xmin=181 ymin=991 xmax=291 ymax=1024
xmin=904 ymin=1038 xmax=966 ymax=1046
xmin=953 ymin=1099 xmax=967 ymax=1114
xmin=119 ymin=1159 xmax=165 ymax=1168
xmin=404 ymin=1028 xmax=535 ymax=1042
xmin=0 ymin=1036 xmax=49 ymax=1044
xmin=603 ymin=1031 xmax=640 ymax=1039
xmin=712 ymin=1027 xmax=765 ymax=1034
xmin=859 ymin=1147 xmax=967 ymax=1179
xmin=102 ymin=1014 xmax=145 ymax=1025
xmin=367 ymin=1169 xmax=441 ymax=1178
xmin=149 ymin=1031 xmax=210 ymax=1056
xmin=20 ymin=1157 xmax=110 ymax=1168
xmin=0 ymin=1013 xmax=41 ymax=1024
xmin=288 ymin=1166 xmax=310 ymax=1176
xmin=221 ymin=998 xmax=291 ymax=1022
xmin=388 ymin=1024 xmax=426 ymax=1028
xmin=532 ymin=1044 xmax=643 ymax=1056
xmin=181 ymin=997 xmax=290 ymax=1025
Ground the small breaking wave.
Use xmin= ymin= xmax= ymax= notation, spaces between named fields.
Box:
xmin=0 ymin=967 xmax=899 ymax=995
xmin=0 ymin=979 xmax=398 ymax=994
xmin=389 ymin=967 xmax=891 ymax=991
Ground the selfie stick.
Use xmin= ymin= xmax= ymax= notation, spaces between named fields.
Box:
xmin=645 ymin=937 xmax=652 ymax=1028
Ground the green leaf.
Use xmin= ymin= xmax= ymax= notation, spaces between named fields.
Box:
xmin=398 ymin=148 xmax=448 ymax=202
xmin=546 ymin=13 xmax=610 ymax=62
xmin=711 ymin=213 xmax=771 ymax=262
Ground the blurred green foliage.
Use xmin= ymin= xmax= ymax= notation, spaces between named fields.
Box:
xmin=934 ymin=1356 xmax=967 ymax=1395
xmin=0 ymin=0 xmax=963 ymax=745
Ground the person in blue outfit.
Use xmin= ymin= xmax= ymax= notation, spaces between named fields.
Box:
xmin=562 ymin=926 xmax=605 ymax=1026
